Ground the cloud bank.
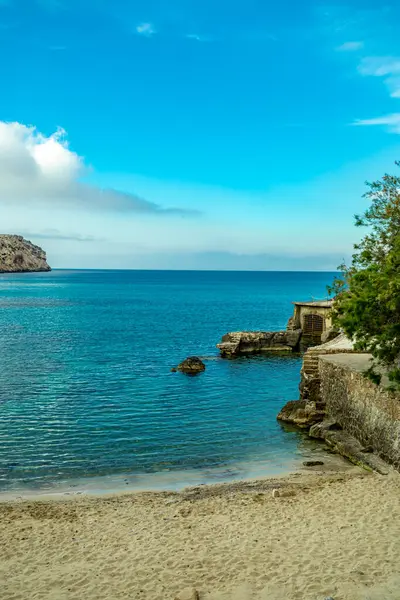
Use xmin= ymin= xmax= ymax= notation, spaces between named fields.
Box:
xmin=19 ymin=229 xmax=101 ymax=242
xmin=0 ymin=121 xmax=194 ymax=214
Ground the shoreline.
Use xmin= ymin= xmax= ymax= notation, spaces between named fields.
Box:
xmin=0 ymin=465 xmax=366 ymax=504
xmin=2 ymin=467 xmax=400 ymax=600
xmin=0 ymin=446 xmax=355 ymax=503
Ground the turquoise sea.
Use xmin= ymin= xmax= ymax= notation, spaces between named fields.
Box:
xmin=0 ymin=270 xmax=334 ymax=494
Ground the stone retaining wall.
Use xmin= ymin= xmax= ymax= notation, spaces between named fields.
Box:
xmin=300 ymin=342 xmax=358 ymax=402
xmin=319 ymin=354 xmax=400 ymax=469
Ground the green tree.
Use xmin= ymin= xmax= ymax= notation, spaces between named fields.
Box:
xmin=329 ymin=161 xmax=400 ymax=384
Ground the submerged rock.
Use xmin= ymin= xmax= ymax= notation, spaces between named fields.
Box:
xmin=0 ymin=235 xmax=51 ymax=273
xmin=177 ymin=357 xmax=206 ymax=375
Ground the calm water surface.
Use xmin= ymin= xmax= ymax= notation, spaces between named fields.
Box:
xmin=0 ymin=270 xmax=334 ymax=493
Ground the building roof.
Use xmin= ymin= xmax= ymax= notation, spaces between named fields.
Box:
xmin=292 ymin=300 xmax=333 ymax=308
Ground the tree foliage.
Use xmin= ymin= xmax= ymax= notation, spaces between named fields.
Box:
xmin=329 ymin=161 xmax=400 ymax=383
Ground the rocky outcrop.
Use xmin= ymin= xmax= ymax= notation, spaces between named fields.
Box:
xmin=177 ymin=357 xmax=206 ymax=375
xmin=217 ymin=330 xmax=302 ymax=358
xmin=277 ymin=335 xmax=393 ymax=475
xmin=277 ymin=399 xmax=325 ymax=428
xmin=309 ymin=419 xmax=390 ymax=475
xmin=0 ymin=235 xmax=51 ymax=273
xmin=284 ymin=335 xmax=358 ymax=426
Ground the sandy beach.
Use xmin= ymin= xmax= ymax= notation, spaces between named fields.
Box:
xmin=2 ymin=468 xmax=400 ymax=600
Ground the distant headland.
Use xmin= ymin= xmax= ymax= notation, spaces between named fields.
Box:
xmin=0 ymin=235 xmax=51 ymax=273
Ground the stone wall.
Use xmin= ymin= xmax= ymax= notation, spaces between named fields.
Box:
xmin=299 ymin=333 xmax=356 ymax=402
xmin=319 ymin=354 xmax=400 ymax=469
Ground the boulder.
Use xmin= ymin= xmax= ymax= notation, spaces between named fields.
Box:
xmin=177 ymin=357 xmax=205 ymax=375
xmin=309 ymin=419 xmax=340 ymax=439
xmin=277 ymin=400 xmax=308 ymax=427
xmin=277 ymin=399 xmax=325 ymax=429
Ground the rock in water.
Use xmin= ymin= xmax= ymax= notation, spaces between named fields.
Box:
xmin=0 ymin=235 xmax=51 ymax=273
xmin=217 ymin=330 xmax=302 ymax=357
xmin=177 ymin=357 xmax=206 ymax=375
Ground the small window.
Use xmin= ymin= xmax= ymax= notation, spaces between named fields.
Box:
xmin=303 ymin=313 xmax=324 ymax=334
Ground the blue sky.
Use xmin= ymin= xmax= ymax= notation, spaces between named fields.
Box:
xmin=1 ymin=0 xmax=400 ymax=269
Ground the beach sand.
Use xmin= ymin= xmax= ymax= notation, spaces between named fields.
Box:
xmin=1 ymin=468 xmax=400 ymax=600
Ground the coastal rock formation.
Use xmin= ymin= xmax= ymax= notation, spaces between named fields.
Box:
xmin=217 ymin=330 xmax=302 ymax=358
xmin=0 ymin=235 xmax=51 ymax=273
xmin=278 ymin=334 xmax=395 ymax=475
xmin=277 ymin=399 xmax=325 ymax=428
xmin=280 ymin=334 xmax=355 ymax=429
xmin=217 ymin=299 xmax=335 ymax=358
xmin=177 ymin=357 xmax=206 ymax=374
xmin=309 ymin=419 xmax=389 ymax=475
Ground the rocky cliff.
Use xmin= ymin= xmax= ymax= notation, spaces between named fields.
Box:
xmin=0 ymin=235 xmax=51 ymax=273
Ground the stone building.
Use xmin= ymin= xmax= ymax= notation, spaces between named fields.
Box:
xmin=217 ymin=298 xmax=335 ymax=358
xmin=289 ymin=300 xmax=333 ymax=340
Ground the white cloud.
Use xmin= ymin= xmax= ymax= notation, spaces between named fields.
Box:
xmin=136 ymin=23 xmax=156 ymax=37
xmin=353 ymin=57 xmax=400 ymax=132
xmin=359 ymin=56 xmax=400 ymax=76
xmin=358 ymin=56 xmax=400 ymax=98
xmin=0 ymin=121 xmax=194 ymax=214
xmin=336 ymin=41 xmax=364 ymax=52
xmin=354 ymin=113 xmax=400 ymax=134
